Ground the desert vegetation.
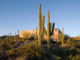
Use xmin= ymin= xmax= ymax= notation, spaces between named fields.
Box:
xmin=0 ymin=4 xmax=80 ymax=60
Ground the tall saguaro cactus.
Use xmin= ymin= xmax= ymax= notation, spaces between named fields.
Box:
xmin=47 ymin=11 xmax=50 ymax=48
xmin=38 ymin=4 xmax=42 ymax=46
xmin=62 ymin=28 xmax=64 ymax=46
xmin=42 ymin=16 xmax=45 ymax=40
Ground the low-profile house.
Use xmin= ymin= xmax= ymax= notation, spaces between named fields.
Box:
xmin=19 ymin=28 xmax=62 ymax=40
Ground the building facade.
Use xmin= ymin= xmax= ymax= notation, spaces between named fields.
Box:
xmin=19 ymin=28 xmax=62 ymax=40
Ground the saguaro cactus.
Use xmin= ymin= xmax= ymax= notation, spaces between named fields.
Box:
xmin=57 ymin=28 xmax=59 ymax=42
xmin=62 ymin=28 xmax=64 ymax=46
xmin=47 ymin=11 xmax=50 ymax=48
xmin=42 ymin=16 xmax=45 ymax=40
xmin=52 ymin=23 xmax=55 ymax=35
xmin=49 ymin=22 xmax=52 ymax=35
xmin=38 ymin=4 xmax=42 ymax=46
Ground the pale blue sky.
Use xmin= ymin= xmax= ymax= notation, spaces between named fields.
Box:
xmin=0 ymin=0 xmax=80 ymax=37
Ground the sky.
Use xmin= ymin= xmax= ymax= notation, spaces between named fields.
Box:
xmin=0 ymin=0 xmax=80 ymax=37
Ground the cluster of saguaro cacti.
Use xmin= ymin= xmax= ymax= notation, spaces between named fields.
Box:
xmin=38 ymin=4 xmax=55 ymax=48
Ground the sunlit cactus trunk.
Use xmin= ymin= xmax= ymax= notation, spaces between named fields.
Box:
xmin=62 ymin=28 xmax=64 ymax=46
xmin=42 ymin=16 xmax=45 ymax=40
xmin=47 ymin=11 xmax=50 ymax=48
xmin=38 ymin=4 xmax=42 ymax=46
xmin=57 ymin=28 xmax=59 ymax=42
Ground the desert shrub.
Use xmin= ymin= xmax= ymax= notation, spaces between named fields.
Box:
xmin=3 ymin=39 xmax=15 ymax=49
xmin=13 ymin=35 xmax=19 ymax=41
xmin=72 ymin=55 xmax=80 ymax=60
xmin=16 ymin=56 xmax=26 ymax=60
xmin=69 ymin=47 xmax=77 ymax=56
xmin=71 ymin=41 xmax=80 ymax=48
xmin=16 ymin=42 xmax=44 ymax=60
xmin=66 ymin=38 xmax=72 ymax=45
xmin=66 ymin=38 xmax=80 ymax=48
xmin=6 ymin=48 xmax=16 ymax=55
xmin=0 ymin=36 xmax=15 ymax=57
xmin=56 ymin=57 xmax=62 ymax=60
xmin=5 ymin=41 xmax=44 ymax=60
xmin=57 ymin=34 xmax=69 ymax=44
xmin=52 ymin=46 xmax=78 ymax=60
xmin=53 ymin=47 xmax=69 ymax=57
xmin=33 ymin=35 xmax=38 ymax=40
xmin=0 ymin=39 xmax=14 ymax=51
